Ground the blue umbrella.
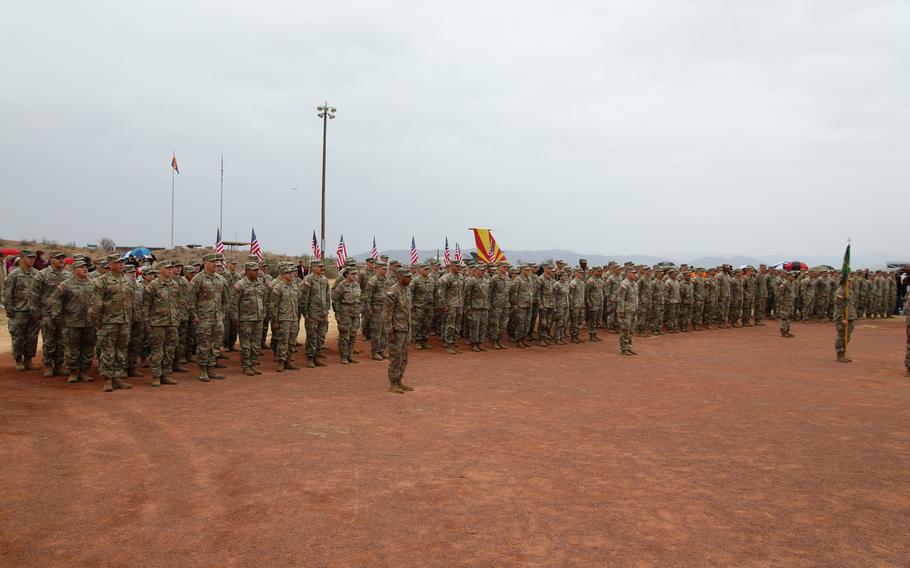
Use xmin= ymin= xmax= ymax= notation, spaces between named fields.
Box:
xmin=122 ymin=247 xmax=153 ymax=259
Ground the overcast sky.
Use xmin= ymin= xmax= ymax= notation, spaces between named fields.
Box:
xmin=2 ymin=1 xmax=907 ymax=257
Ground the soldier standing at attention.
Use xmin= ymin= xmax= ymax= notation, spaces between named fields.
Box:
xmin=359 ymin=258 xmax=376 ymax=339
xmin=3 ymin=249 xmax=40 ymax=371
xmin=409 ymin=263 xmax=435 ymax=350
xmin=365 ymin=262 xmax=390 ymax=360
xmin=754 ymin=265 xmax=768 ymax=326
xmin=664 ymin=270 xmax=680 ymax=333
xmin=834 ymin=277 xmax=857 ymax=363
xmin=332 ymin=267 xmax=362 ymax=364
xmin=300 ymin=260 xmax=330 ymax=368
xmin=778 ymin=272 xmax=797 ymax=338
xmin=437 ymin=262 xmax=465 ymax=354
xmin=717 ymin=266 xmax=732 ymax=328
xmin=33 ymin=250 xmax=70 ymax=377
xmin=222 ymin=258 xmax=239 ymax=351
xmin=91 ymin=254 xmax=135 ymax=392
xmin=233 ymin=262 xmax=265 ymax=376
xmin=463 ymin=264 xmax=488 ymax=352
xmin=585 ymin=266 xmax=605 ymax=342
xmin=50 ymin=259 xmax=96 ymax=384
xmin=568 ymin=267 xmax=586 ymax=343
xmin=509 ymin=264 xmax=533 ymax=348
xmin=124 ymin=264 xmax=146 ymax=379
xmin=678 ymin=270 xmax=693 ymax=332
xmin=141 ymin=261 xmax=181 ymax=387
xmin=741 ymin=268 xmax=755 ymax=327
xmin=691 ymin=269 xmax=705 ymax=331
xmin=385 ymin=268 xmax=414 ymax=394
xmin=488 ymin=263 xmax=512 ymax=350
xmin=269 ymin=265 xmax=301 ymax=372
xmin=552 ymin=270 xmax=570 ymax=345
xmin=617 ymin=268 xmax=640 ymax=355
xmin=728 ymin=269 xmax=743 ymax=328
xmin=189 ymin=254 xmax=229 ymax=381
xmin=534 ymin=264 xmax=555 ymax=346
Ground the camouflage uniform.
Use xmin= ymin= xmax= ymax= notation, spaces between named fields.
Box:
xmin=717 ymin=271 xmax=731 ymax=326
xmin=222 ymin=266 xmax=239 ymax=350
xmin=834 ymin=283 xmax=856 ymax=358
xmin=585 ymin=272 xmax=605 ymax=338
xmin=534 ymin=271 xmax=555 ymax=343
xmin=174 ymin=268 xmax=191 ymax=364
xmin=616 ymin=276 xmax=639 ymax=353
xmin=33 ymin=258 xmax=70 ymax=372
xmin=552 ymin=276 xmax=569 ymax=342
xmin=678 ymin=276 xmax=693 ymax=332
xmin=741 ymin=273 xmax=754 ymax=326
xmin=704 ymin=273 xmax=718 ymax=327
xmin=814 ymin=275 xmax=830 ymax=321
xmin=384 ymin=271 xmax=413 ymax=392
xmin=568 ymin=273 xmax=586 ymax=341
xmin=651 ymin=273 xmax=665 ymax=333
xmin=365 ymin=270 xmax=390 ymax=356
xmin=126 ymin=269 xmax=146 ymax=375
xmin=50 ymin=269 xmax=95 ymax=379
xmin=233 ymin=270 xmax=265 ymax=372
xmin=728 ymin=274 xmax=743 ymax=327
xmin=188 ymin=268 xmax=229 ymax=371
xmin=332 ymin=272 xmax=362 ymax=362
xmin=509 ymin=270 xmax=532 ymax=344
xmin=488 ymin=269 xmax=511 ymax=347
xmin=436 ymin=268 xmax=465 ymax=350
xmin=269 ymin=273 xmax=300 ymax=366
xmin=91 ymin=269 xmax=135 ymax=388
xmin=2 ymin=261 xmax=40 ymax=367
xmin=691 ymin=273 xmax=706 ymax=330
xmin=409 ymin=268 xmax=436 ymax=347
xmin=754 ymin=270 xmax=768 ymax=324
xmin=463 ymin=271 xmax=490 ymax=348
xmin=778 ymin=277 xmax=796 ymax=336
xmin=800 ymin=275 xmax=816 ymax=321
xmin=636 ymin=274 xmax=651 ymax=334
xmin=300 ymin=267 xmax=331 ymax=363
xmin=664 ymin=277 xmax=680 ymax=333
xmin=141 ymin=272 xmax=181 ymax=383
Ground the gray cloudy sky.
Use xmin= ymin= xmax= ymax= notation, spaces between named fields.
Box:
xmin=2 ymin=1 xmax=907 ymax=258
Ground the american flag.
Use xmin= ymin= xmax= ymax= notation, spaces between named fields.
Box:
xmin=454 ymin=242 xmax=463 ymax=264
xmin=336 ymin=235 xmax=347 ymax=269
xmin=488 ymin=239 xmax=495 ymax=263
xmin=443 ymin=237 xmax=451 ymax=267
xmin=311 ymin=230 xmax=321 ymax=259
xmin=371 ymin=236 xmax=379 ymax=260
xmin=250 ymin=228 xmax=262 ymax=261
xmin=409 ymin=237 xmax=419 ymax=265
xmin=215 ymin=228 xmax=224 ymax=254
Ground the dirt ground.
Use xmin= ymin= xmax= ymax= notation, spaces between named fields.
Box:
xmin=1 ymin=318 xmax=909 ymax=567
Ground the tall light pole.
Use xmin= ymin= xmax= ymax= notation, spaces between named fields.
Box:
xmin=316 ymin=103 xmax=336 ymax=259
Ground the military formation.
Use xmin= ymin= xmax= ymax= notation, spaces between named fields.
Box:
xmin=4 ymin=249 xmax=909 ymax=393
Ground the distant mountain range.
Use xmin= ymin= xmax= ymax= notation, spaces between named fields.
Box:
xmin=353 ymin=248 xmax=904 ymax=269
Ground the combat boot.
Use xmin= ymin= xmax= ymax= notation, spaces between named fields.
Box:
xmin=102 ymin=379 xmax=114 ymax=392
xmin=388 ymin=382 xmax=405 ymax=394
xmin=214 ymin=361 xmax=227 ymax=369
xmin=161 ymin=376 xmax=178 ymax=385
xmin=14 ymin=356 xmax=25 ymax=371
xmin=420 ymin=341 xmax=431 ymax=350
xmin=140 ymin=356 xmax=149 ymax=368
xmin=43 ymin=367 xmax=54 ymax=378
xmin=306 ymin=357 xmax=316 ymax=368
xmin=620 ymin=350 xmax=634 ymax=356
xmin=23 ymin=358 xmax=33 ymax=370
xmin=252 ymin=367 xmax=263 ymax=375
xmin=471 ymin=344 xmax=481 ymax=352
xmin=172 ymin=361 xmax=188 ymax=373
xmin=836 ymin=353 xmax=852 ymax=363
xmin=151 ymin=376 xmax=162 ymax=387
xmin=67 ymin=373 xmax=79 ymax=384
xmin=398 ymin=380 xmax=414 ymax=391
xmin=285 ymin=360 xmax=300 ymax=370
xmin=198 ymin=366 xmax=211 ymax=382
xmin=347 ymin=357 xmax=360 ymax=364
xmin=127 ymin=368 xmax=143 ymax=378
xmin=415 ymin=342 xmax=424 ymax=350
xmin=446 ymin=346 xmax=458 ymax=355
xmin=53 ymin=363 xmax=65 ymax=376
xmin=208 ymin=366 xmax=225 ymax=379
xmin=498 ymin=340 xmax=508 ymax=350
xmin=492 ymin=341 xmax=502 ymax=350
xmin=113 ymin=378 xmax=133 ymax=390
xmin=340 ymin=358 xmax=349 ymax=364
xmin=77 ymin=372 xmax=93 ymax=382
xmin=372 ymin=353 xmax=384 ymax=361
xmin=276 ymin=361 xmax=285 ymax=372
xmin=243 ymin=367 xmax=256 ymax=376
xmin=314 ymin=357 xmax=327 ymax=367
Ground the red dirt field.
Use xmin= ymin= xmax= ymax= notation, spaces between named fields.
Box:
xmin=2 ymin=319 xmax=909 ymax=567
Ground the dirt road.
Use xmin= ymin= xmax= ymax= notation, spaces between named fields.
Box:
xmin=1 ymin=319 xmax=908 ymax=567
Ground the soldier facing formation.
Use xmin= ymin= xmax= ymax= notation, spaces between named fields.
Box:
xmin=3 ymin=250 xmax=907 ymax=392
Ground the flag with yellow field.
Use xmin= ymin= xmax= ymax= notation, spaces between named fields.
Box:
xmin=471 ymin=228 xmax=506 ymax=263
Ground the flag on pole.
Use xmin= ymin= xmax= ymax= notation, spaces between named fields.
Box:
xmin=841 ymin=243 xmax=851 ymax=286
xmin=336 ymin=235 xmax=348 ymax=269
xmin=250 ymin=228 xmax=262 ymax=261
xmin=454 ymin=242 xmax=463 ymax=264
xmin=311 ymin=231 xmax=321 ymax=260
xmin=215 ymin=228 xmax=224 ymax=254
xmin=409 ymin=237 xmax=419 ymax=265
xmin=171 ymin=152 xmax=179 ymax=174
xmin=371 ymin=236 xmax=379 ymax=260
xmin=443 ymin=237 xmax=451 ymax=267
xmin=471 ymin=228 xmax=506 ymax=263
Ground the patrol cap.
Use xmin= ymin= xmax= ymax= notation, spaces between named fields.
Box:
xmin=579 ymin=258 xmax=588 ymax=263
xmin=388 ymin=259 xmax=401 ymax=266
xmin=226 ymin=257 xmax=237 ymax=265
xmin=374 ymin=262 xmax=388 ymax=270
xmin=203 ymin=253 xmax=218 ymax=262
xmin=509 ymin=267 xmax=519 ymax=274
xmin=172 ymin=260 xmax=184 ymax=267
xmin=124 ymin=264 xmax=136 ymax=273
xmin=99 ymin=259 xmax=109 ymax=268
xmin=157 ymin=260 xmax=173 ymax=268
xmin=310 ymin=260 xmax=324 ymax=268
xmin=342 ymin=267 xmax=358 ymax=276
xmin=415 ymin=262 xmax=428 ymax=269
xmin=20 ymin=249 xmax=37 ymax=258
xmin=345 ymin=258 xmax=357 ymax=266
xmin=396 ymin=268 xmax=413 ymax=278
xmin=107 ymin=253 xmax=123 ymax=263
xmin=365 ymin=257 xmax=376 ymax=264
xmin=72 ymin=259 xmax=87 ymax=268
xmin=50 ymin=250 xmax=66 ymax=259
xmin=244 ymin=262 xmax=260 ymax=271
xmin=283 ymin=265 xmax=296 ymax=273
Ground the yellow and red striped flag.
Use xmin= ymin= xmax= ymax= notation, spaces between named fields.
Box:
xmin=471 ymin=228 xmax=506 ymax=263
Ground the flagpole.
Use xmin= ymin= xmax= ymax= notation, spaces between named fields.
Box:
xmin=171 ymin=157 xmax=175 ymax=249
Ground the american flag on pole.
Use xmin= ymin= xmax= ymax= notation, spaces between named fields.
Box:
xmin=409 ymin=237 xmax=419 ymax=265
xmin=250 ymin=228 xmax=262 ymax=261
xmin=311 ymin=230 xmax=321 ymax=259
xmin=215 ymin=228 xmax=224 ymax=254
xmin=443 ymin=237 xmax=451 ymax=267
xmin=371 ymin=236 xmax=379 ymax=260
xmin=488 ymin=239 xmax=495 ymax=263
xmin=454 ymin=242 xmax=463 ymax=264
xmin=335 ymin=235 xmax=347 ymax=269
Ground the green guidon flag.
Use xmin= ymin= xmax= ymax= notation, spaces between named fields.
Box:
xmin=840 ymin=244 xmax=851 ymax=286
